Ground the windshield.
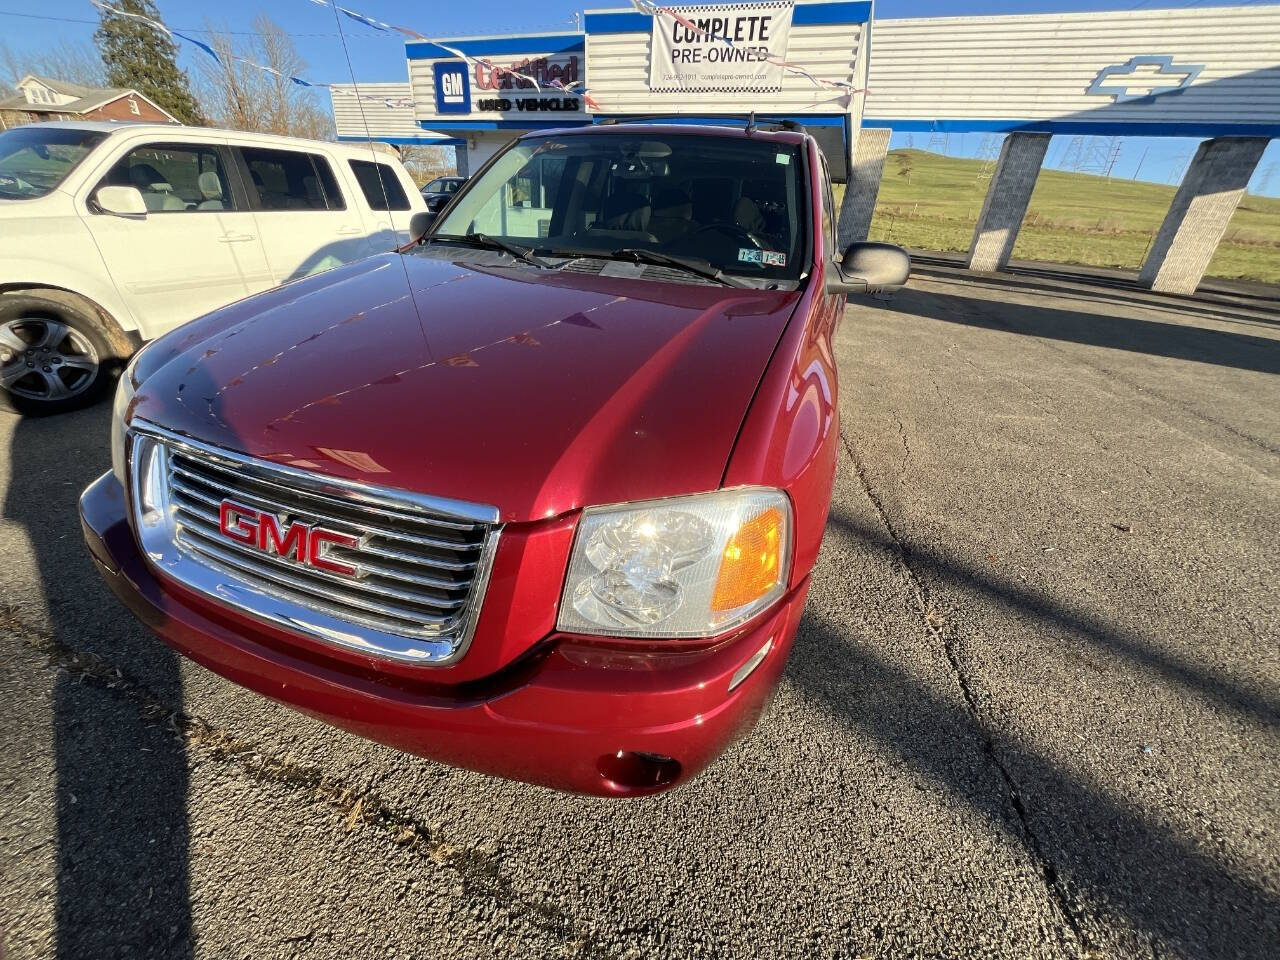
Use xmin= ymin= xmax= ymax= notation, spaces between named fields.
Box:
xmin=426 ymin=178 xmax=462 ymax=195
xmin=0 ymin=127 xmax=106 ymax=200
xmin=433 ymin=132 xmax=807 ymax=281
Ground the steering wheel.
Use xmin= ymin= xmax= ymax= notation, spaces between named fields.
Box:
xmin=688 ymin=221 xmax=766 ymax=250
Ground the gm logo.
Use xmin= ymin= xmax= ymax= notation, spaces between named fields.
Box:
xmin=434 ymin=61 xmax=471 ymax=114
xmin=1086 ymin=55 xmax=1204 ymax=104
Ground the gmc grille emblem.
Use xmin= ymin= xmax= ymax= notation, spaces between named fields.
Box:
xmin=218 ymin=500 xmax=360 ymax=577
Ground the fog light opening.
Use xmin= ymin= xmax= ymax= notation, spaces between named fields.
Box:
xmin=597 ymin=750 xmax=682 ymax=791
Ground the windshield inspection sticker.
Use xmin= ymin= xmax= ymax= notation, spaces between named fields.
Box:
xmin=738 ymin=247 xmax=763 ymax=264
xmin=762 ymin=250 xmax=787 ymax=267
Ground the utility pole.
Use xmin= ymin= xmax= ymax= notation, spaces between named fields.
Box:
xmin=1104 ymin=139 xmax=1123 ymax=181
xmin=1131 ymin=145 xmax=1151 ymax=182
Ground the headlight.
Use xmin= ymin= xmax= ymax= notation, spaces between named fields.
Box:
xmin=556 ymin=488 xmax=792 ymax=638
xmin=110 ymin=356 xmax=138 ymax=489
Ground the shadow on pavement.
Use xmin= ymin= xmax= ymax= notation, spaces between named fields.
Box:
xmin=827 ymin=508 xmax=1280 ymax=730
xmin=2 ymin=405 xmax=192 ymax=959
xmin=886 ymin=281 xmax=1280 ymax=376
xmin=911 ymin=253 xmax=1280 ymax=326
xmin=912 ymin=264 xmax=1280 ymax=333
xmin=787 ymin=605 xmax=1280 ymax=958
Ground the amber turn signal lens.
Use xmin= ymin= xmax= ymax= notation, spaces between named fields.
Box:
xmin=711 ymin=507 xmax=785 ymax=613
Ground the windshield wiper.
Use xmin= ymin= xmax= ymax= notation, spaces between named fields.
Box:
xmin=608 ymin=248 xmax=747 ymax=288
xmin=432 ymin=232 xmax=548 ymax=269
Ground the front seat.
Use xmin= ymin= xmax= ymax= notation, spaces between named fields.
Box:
xmin=733 ymin=196 xmax=767 ymax=236
xmin=691 ymin=177 xmax=736 ymax=229
xmin=649 ymin=187 xmax=694 ymax=244
xmin=586 ymin=189 xmax=656 ymax=243
xmin=196 ymin=171 xmax=225 ymax=210
xmin=129 ymin=163 xmax=183 ymax=211
xmin=600 ymin=189 xmax=652 ymax=232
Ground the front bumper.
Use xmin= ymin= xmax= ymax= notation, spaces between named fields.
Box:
xmin=80 ymin=471 xmax=808 ymax=796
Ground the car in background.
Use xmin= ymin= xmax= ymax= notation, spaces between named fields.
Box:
xmin=82 ymin=121 xmax=909 ymax=796
xmin=0 ymin=122 xmax=425 ymax=415
xmin=420 ymin=175 xmax=466 ymax=213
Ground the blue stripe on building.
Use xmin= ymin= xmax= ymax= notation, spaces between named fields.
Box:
xmin=415 ymin=119 xmax=590 ymax=130
xmin=407 ymin=34 xmax=584 ymax=59
xmin=338 ymin=135 xmax=468 ymax=146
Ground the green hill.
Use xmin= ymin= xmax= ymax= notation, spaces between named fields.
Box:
xmin=839 ymin=148 xmax=1280 ymax=284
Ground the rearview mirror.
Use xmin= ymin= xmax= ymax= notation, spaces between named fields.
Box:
xmin=94 ymin=185 xmax=147 ymax=218
xmin=408 ymin=210 xmax=437 ymax=244
xmin=826 ymin=242 xmax=910 ymax=296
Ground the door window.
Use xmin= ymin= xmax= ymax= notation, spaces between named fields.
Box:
xmin=100 ymin=142 xmax=234 ymax=212
xmin=452 ymin=153 xmax=569 ymax=240
xmin=819 ymin=153 xmax=836 ymax=255
xmin=348 ymin=159 xmax=410 ymax=211
xmin=238 ymin=147 xmax=346 ymax=211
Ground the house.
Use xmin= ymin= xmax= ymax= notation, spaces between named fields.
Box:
xmin=0 ymin=74 xmax=178 ymax=128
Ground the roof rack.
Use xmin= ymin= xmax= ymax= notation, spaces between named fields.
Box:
xmin=595 ymin=114 xmax=810 ymax=137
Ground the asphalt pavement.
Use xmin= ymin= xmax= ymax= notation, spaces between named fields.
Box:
xmin=1 ymin=263 xmax=1277 ymax=959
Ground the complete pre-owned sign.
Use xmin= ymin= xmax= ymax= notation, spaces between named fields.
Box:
xmin=649 ymin=1 xmax=795 ymax=93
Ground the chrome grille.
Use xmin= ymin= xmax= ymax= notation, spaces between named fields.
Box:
xmin=128 ymin=421 xmax=500 ymax=665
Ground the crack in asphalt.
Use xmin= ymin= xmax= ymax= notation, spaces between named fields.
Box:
xmin=0 ymin=606 xmax=619 ymax=960
xmin=838 ymin=430 xmax=1092 ymax=958
xmin=893 ymin=413 xmax=911 ymax=477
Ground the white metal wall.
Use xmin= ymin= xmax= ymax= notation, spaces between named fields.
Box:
xmin=584 ymin=8 xmax=865 ymax=116
xmin=865 ymin=5 xmax=1280 ymax=126
xmin=329 ymin=84 xmax=430 ymax=140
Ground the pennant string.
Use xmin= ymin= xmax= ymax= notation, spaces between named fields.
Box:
xmin=91 ymin=0 xmax=419 ymax=110
xmin=296 ymin=0 xmax=862 ymax=107
xmin=93 ymin=0 xmax=858 ymax=124
xmin=306 ymin=0 xmax=866 ymax=99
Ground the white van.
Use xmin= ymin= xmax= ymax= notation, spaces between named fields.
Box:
xmin=0 ymin=121 xmax=427 ymax=414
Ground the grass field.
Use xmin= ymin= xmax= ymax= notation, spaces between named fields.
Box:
xmin=839 ymin=148 xmax=1280 ymax=284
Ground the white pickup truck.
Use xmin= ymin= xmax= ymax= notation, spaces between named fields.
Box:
xmin=0 ymin=121 xmax=426 ymax=414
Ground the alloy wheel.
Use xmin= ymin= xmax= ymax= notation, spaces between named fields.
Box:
xmin=0 ymin=316 xmax=100 ymax=402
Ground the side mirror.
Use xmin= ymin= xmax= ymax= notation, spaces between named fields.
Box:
xmin=94 ymin=185 xmax=147 ymax=218
xmin=826 ymin=242 xmax=910 ymax=296
xmin=408 ymin=210 xmax=438 ymax=244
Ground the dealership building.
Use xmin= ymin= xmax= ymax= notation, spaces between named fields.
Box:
xmin=330 ymin=2 xmax=1280 ymax=294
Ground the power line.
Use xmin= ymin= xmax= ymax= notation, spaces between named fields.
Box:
xmin=0 ymin=9 xmax=360 ymax=37
xmin=0 ymin=8 xmax=580 ymax=42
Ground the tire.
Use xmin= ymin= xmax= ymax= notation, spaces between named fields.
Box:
xmin=0 ymin=289 xmax=133 ymax=417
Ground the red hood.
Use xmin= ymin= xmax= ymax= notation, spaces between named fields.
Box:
xmin=133 ymin=253 xmax=799 ymax=523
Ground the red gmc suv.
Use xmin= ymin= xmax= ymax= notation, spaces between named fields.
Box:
xmin=80 ymin=123 xmax=909 ymax=796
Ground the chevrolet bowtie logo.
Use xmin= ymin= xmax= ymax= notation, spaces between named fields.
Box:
xmin=1086 ymin=55 xmax=1204 ymax=103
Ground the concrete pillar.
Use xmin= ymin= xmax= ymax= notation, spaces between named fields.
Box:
xmin=837 ymin=127 xmax=892 ymax=248
xmin=1138 ymin=137 xmax=1269 ymax=295
xmin=966 ymin=132 xmax=1051 ymax=272
xmin=454 ymin=146 xmax=469 ymax=177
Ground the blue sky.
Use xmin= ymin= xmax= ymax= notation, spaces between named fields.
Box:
xmin=2 ymin=0 xmax=1277 ymax=195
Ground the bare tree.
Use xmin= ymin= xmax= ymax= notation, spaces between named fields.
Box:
xmin=195 ymin=15 xmax=333 ymax=139
xmin=0 ymin=40 xmax=106 ymax=89
xmin=398 ymin=146 xmax=456 ymax=188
